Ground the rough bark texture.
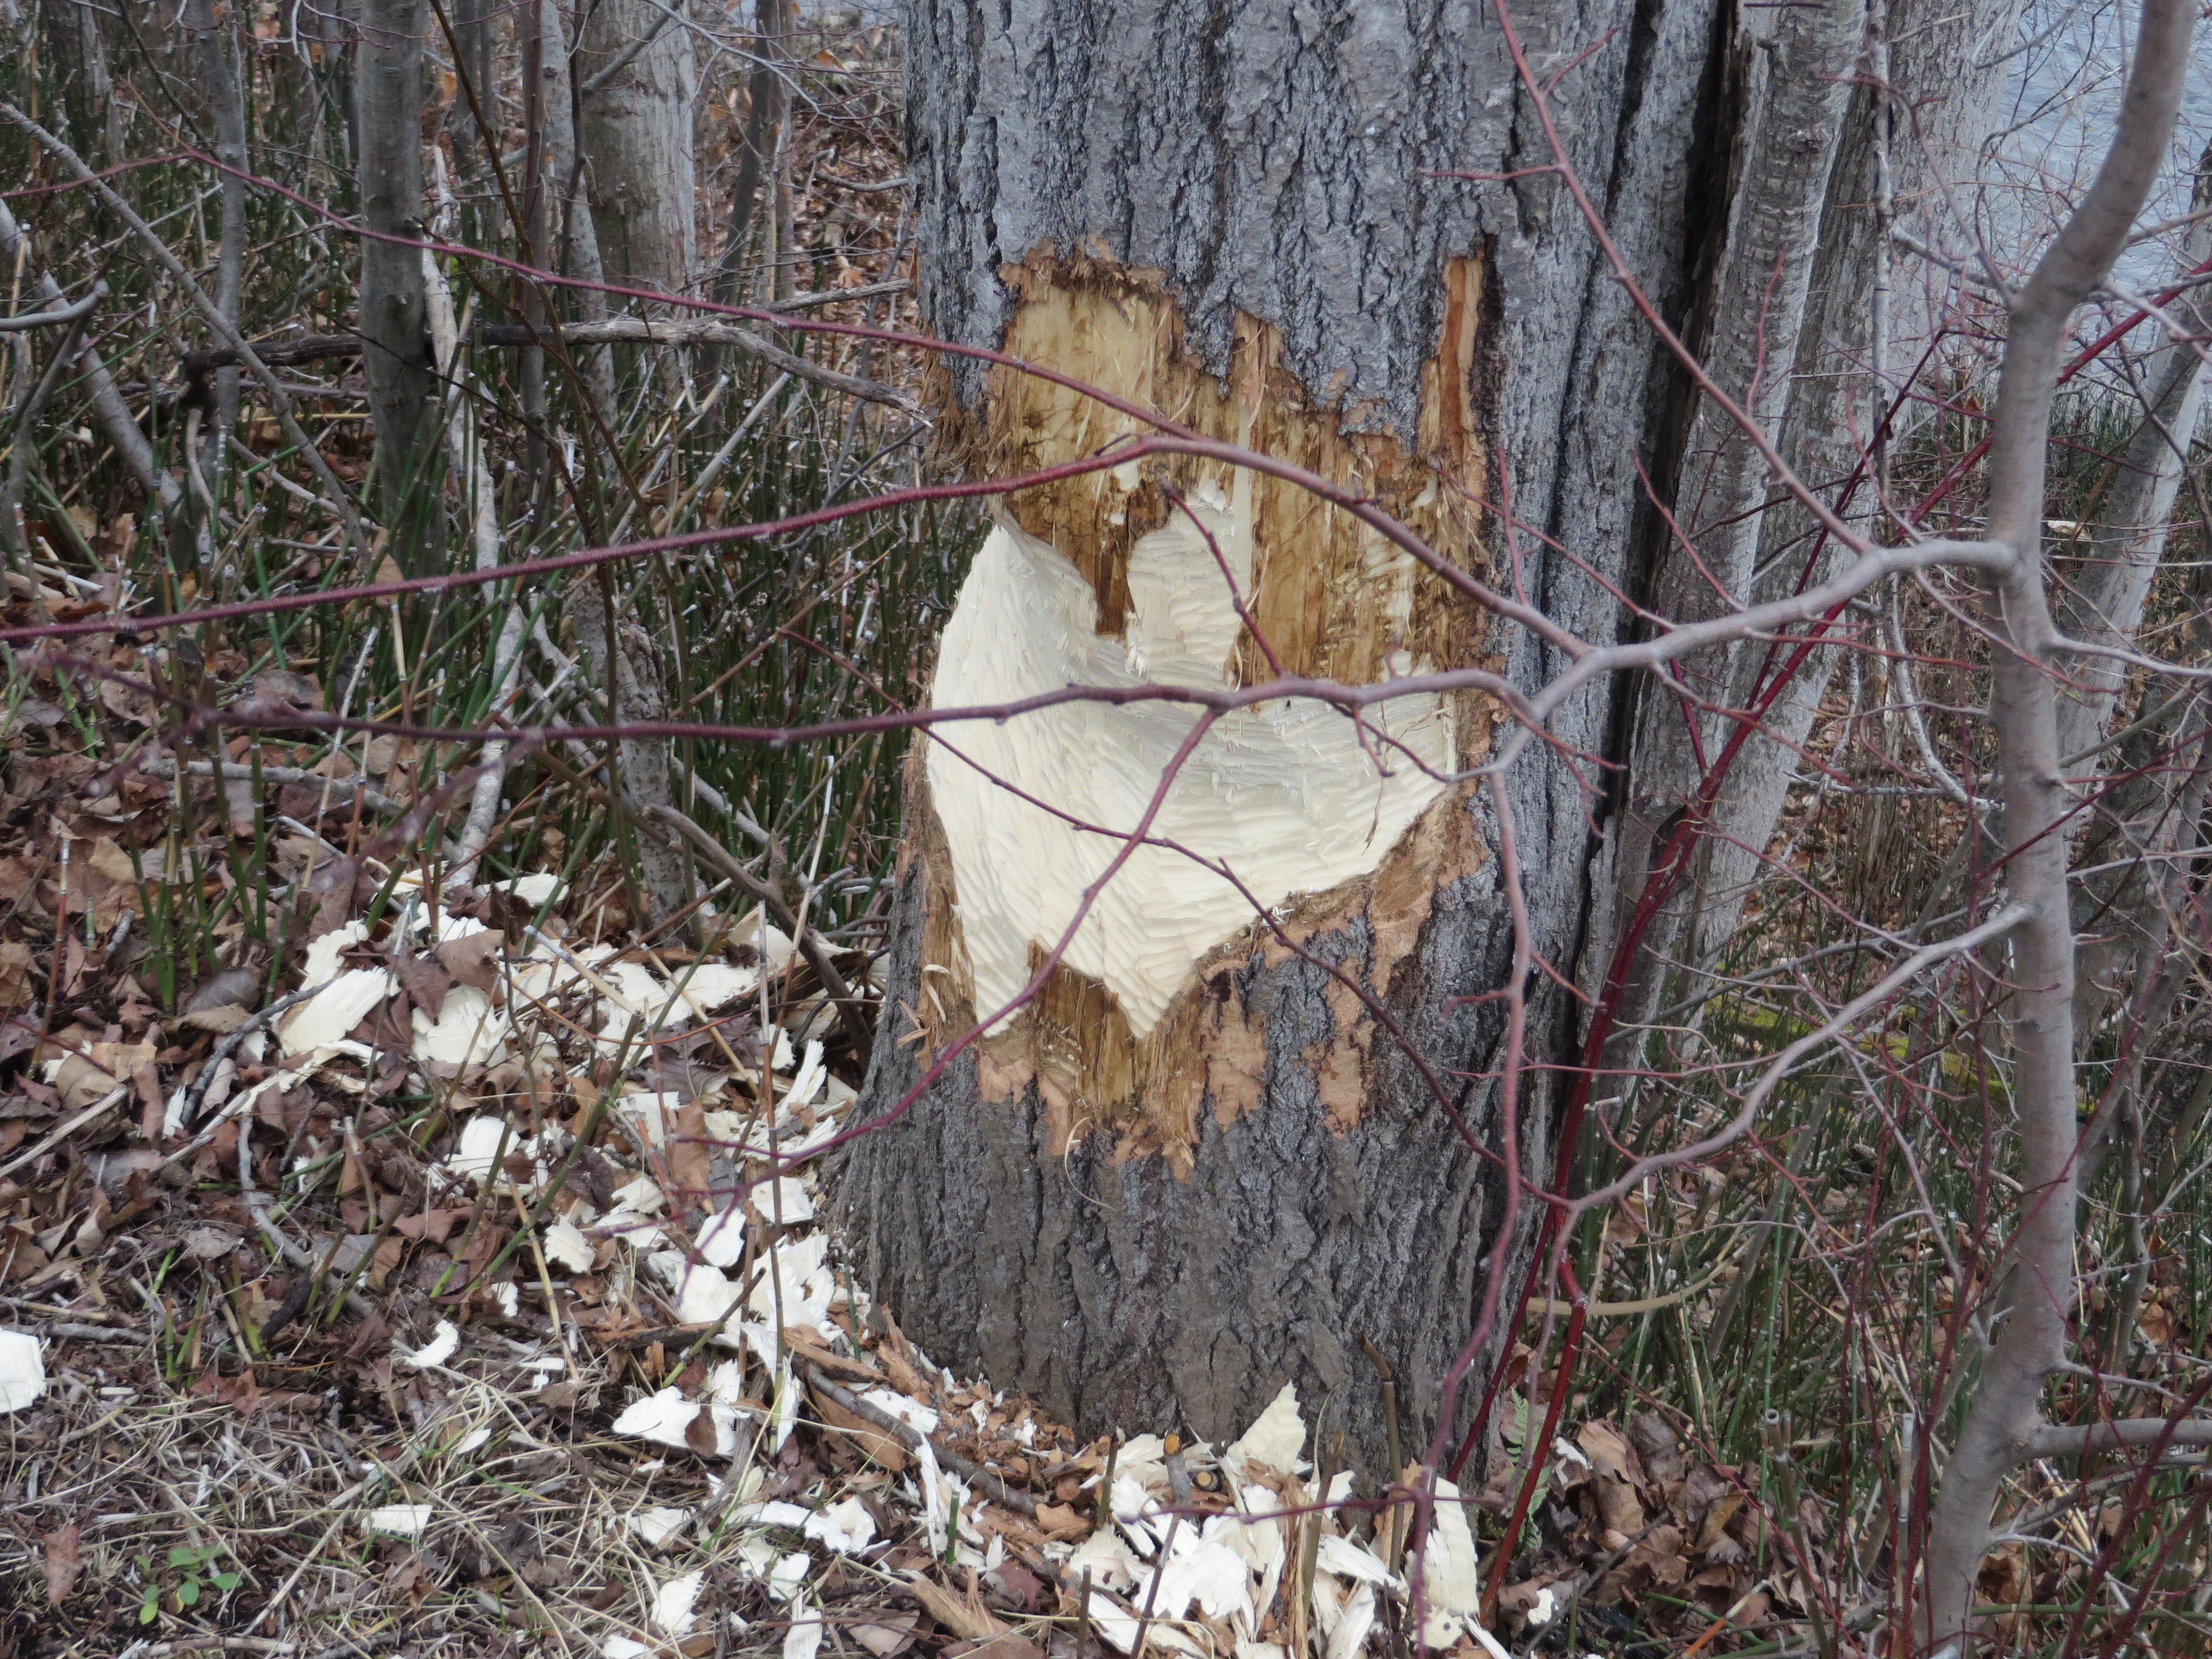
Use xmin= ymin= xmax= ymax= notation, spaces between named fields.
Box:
xmin=1615 ymin=0 xmax=2023 ymax=1014
xmin=579 ymin=0 xmax=699 ymax=293
xmin=354 ymin=0 xmax=439 ymax=557
xmin=839 ymin=0 xmax=1733 ymax=1478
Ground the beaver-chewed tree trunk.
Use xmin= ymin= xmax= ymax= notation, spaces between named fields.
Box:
xmin=838 ymin=0 xmax=1738 ymax=1477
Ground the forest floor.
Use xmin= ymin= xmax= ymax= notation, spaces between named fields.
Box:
xmin=0 ymin=690 xmax=1788 ymax=1659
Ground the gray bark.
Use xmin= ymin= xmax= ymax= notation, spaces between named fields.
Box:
xmin=714 ymin=0 xmax=789 ymax=302
xmin=1616 ymin=0 xmax=2024 ymax=1018
xmin=0 ymin=196 xmax=175 ymax=514
xmin=565 ymin=0 xmax=692 ymax=923
xmin=570 ymin=578 xmax=695 ymax=921
xmin=578 ymin=0 xmax=698 ymax=293
xmin=530 ymin=0 xmax=617 ymax=408
xmin=1919 ymin=0 xmax=2195 ymax=1642
xmin=2059 ymin=150 xmax=2211 ymax=1087
xmin=45 ymin=0 xmax=119 ymax=166
xmin=849 ymin=846 xmax=1517 ymax=1467
xmin=355 ymin=0 xmax=440 ymax=561
xmin=2056 ymin=145 xmax=2212 ymax=766
xmin=842 ymin=0 xmax=1730 ymax=1477
xmin=186 ymin=0 xmax=248 ymax=579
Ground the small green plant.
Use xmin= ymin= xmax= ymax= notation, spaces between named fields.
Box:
xmin=133 ymin=1543 xmax=241 ymax=1624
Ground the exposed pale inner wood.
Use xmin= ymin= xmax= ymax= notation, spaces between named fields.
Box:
xmin=926 ymin=497 xmax=1455 ymax=1040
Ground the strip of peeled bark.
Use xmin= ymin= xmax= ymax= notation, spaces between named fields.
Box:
xmin=840 ymin=0 xmax=1731 ymax=1478
xmin=355 ymin=0 xmax=440 ymax=562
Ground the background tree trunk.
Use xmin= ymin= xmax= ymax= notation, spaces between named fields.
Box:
xmin=714 ymin=0 xmax=790 ymax=304
xmin=568 ymin=0 xmax=696 ymax=922
xmin=839 ymin=0 xmax=1740 ymax=1477
xmin=355 ymin=0 xmax=439 ymax=562
xmin=185 ymin=0 xmax=248 ymax=585
xmin=578 ymin=0 xmax=698 ymax=295
xmin=1614 ymin=0 xmax=2022 ymax=1021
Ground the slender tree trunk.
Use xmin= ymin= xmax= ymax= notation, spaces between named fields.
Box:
xmin=561 ymin=0 xmax=693 ymax=922
xmin=2058 ymin=149 xmax=2212 ymax=1156
xmin=532 ymin=0 xmax=616 ymax=405
xmin=356 ymin=0 xmax=440 ymax=564
xmin=186 ymin=0 xmax=248 ymax=584
xmin=578 ymin=0 xmax=697 ymax=295
xmin=1919 ymin=0 xmax=2194 ymax=1644
xmin=714 ymin=0 xmax=787 ymax=304
xmin=841 ymin=0 xmax=1739 ymax=1477
xmin=447 ymin=0 xmax=503 ymax=262
xmin=2056 ymin=144 xmax=2212 ymax=768
xmin=0 ymin=196 xmax=176 ymax=517
xmin=45 ymin=0 xmax=118 ymax=166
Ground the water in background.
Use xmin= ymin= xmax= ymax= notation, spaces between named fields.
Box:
xmin=1991 ymin=0 xmax=2212 ymax=382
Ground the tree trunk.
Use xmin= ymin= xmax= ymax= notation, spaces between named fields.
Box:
xmin=568 ymin=0 xmax=695 ymax=922
xmin=186 ymin=0 xmax=248 ymax=583
xmin=2058 ymin=147 xmax=2212 ymax=1070
xmin=1615 ymin=0 xmax=2021 ymax=1018
xmin=714 ymin=0 xmax=789 ymax=304
xmin=355 ymin=0 xmax=440 ymax=562
xmin=45 ymin=0 xmax=118 ymax=166
xmin=839 ymin=0 xmax=1737 ymax=1477
xmin=578 ymin=0 xmax=698 ymax=294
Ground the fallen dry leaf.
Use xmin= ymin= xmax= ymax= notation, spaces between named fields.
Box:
xmin=180 ymin=965 xmax=262 ymax=1032
xmin=435 ymin=928 xmax=505 ymax=992
xmin=40 ymin=1523 xmax=80 ymax=1605
xmin=850 ymin=1610 xmax=921 ymax=1657
xmin=811 ymin=1380 xmax=909 ymax=1472
xmin=393 ymin=952 xmax=451 ymax=1021
xmin=1032 ymin=1502 xmax=1089 ymax=1539
xmin=0 ymin=940 xmax=35 ymax=1013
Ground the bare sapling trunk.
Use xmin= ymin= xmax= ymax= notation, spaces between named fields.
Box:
xmin=514 ymin=0 xmax=671 ymax=919
xmin=578 ymin=0 xmax=697 ymax=295
xmin=526 ymin=0 xmax=616 ymax=413
xmin=2059 ymin=147 xmax=2212 ymax=1077
xmin=0 ymin=197 xmax=176 ymax=520
xmin=185 ymin=0 xmax=248 ymax=588
xmin=2056 ymin=143 xmax=2212 ymax=768
xmin=45 ymin=0 xmax=120 ymax=168
xmin=568 ymin=0 xmax=697 ymax=921
xmin=356 ymin=0 xmax=441 ymax=566
xmin=713 ymin=0 xmax=787 ymax=304
xmin=1919 ymin=0 xmax=2200 ymax=1644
